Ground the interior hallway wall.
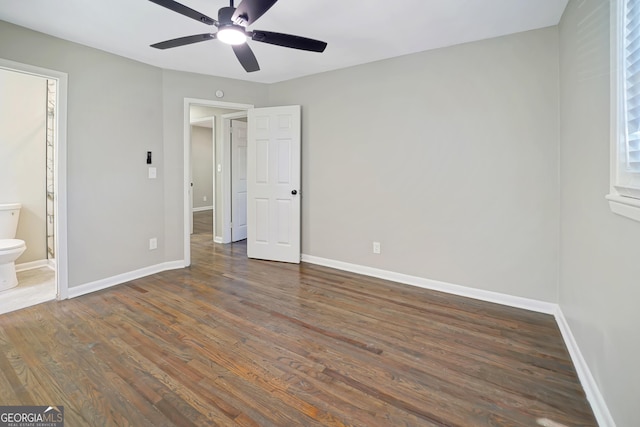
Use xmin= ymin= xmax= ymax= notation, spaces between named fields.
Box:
xmin=190 ymin=126 xmax=214 ymax=210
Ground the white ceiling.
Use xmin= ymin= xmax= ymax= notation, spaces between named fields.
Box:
xmin=0 ymin=0 xmax=568 ymax=84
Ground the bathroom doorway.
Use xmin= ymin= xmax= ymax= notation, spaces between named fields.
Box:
xmin=0 ymin=59 xmax=68 ymax=314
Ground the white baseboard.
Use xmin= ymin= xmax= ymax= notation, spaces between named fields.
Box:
xmin=301 ymin=254 xmax=556 ymax=314
xmin=192 ymin=206 xmax=213 ymax=212
xmin=68 ymin=260 xmax=185 ymax=299
xmin=16 ymin=259 xmax=51 ymax=272
xmin=214 ymin=236 xmax=224 ymax=244
xmin=301 ymin=253 xmax=614 ymax=426
xmin=554 ymin=308 xmax=616 ymax=427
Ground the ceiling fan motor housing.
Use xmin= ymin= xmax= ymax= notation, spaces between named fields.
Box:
xmin=218 ymin=7 xmax=237 ymax=25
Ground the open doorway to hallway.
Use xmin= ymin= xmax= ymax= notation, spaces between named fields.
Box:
xmin=183 ymin=98 xmax=253 ymax=267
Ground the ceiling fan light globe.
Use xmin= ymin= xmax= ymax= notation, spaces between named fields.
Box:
xmin=217 ymin=27 xmax=247 ymax=45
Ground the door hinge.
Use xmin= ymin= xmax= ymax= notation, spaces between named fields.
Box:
xmin=230 ymin=222 xmax=233 ymax=228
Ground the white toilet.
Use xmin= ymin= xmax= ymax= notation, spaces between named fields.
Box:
xmin=0 ymin=203 xmax=27 ymax=291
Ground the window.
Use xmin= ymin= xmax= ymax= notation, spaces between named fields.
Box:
xmin=608 ymin=0 xmax=640 ymax=221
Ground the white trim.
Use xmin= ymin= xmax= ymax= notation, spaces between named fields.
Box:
xmin=183 ymin=98 xmax=253 ymax=266
xmin=184 ymin=101 xmax=191 ymax=265
xmin=606 ymin=193 xmax=640 ymax=221
xmin=301 ymin=254 xmax=556 ymax=314
xmin=16 ymin=259 xmax=51 ymax=272
xmin=0 ymin=58 xmax=69 ymax=301
xmin=554 ymin=308 xmax=617 ymax=427
xmin=222 ymin=111 xmax=248 ymax=120
xmin=609 ymin=0 xmax=640 ymax=222
xmin=221 ymin=111 xmax=249 ymax=244
xmin=301 ymin=253 xmax=615 ymax=426
xmin=221 ymin=117 xmax=232 ymax=243
xmin=213 ymin=237 xmax=224 ymax=244
xmin=192 ymin=206 xmax=213 ymax=212
xmin=67 ymin=261 xmax=184 ymax=299
xmin=55 ymin=67 xmax=69 ymax=300
xmin=190 ymin=115 xmax=215 ymax=128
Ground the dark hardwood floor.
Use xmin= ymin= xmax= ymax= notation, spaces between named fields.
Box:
xmin=0 ymin=210 xmax=596 ymax=426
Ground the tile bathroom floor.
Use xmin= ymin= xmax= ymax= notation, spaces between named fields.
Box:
xmin=0 ymin=266 xmax=56 ymax=315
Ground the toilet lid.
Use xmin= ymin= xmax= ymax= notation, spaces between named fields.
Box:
xmin=0 ymin=239 xmax=26 ymax=250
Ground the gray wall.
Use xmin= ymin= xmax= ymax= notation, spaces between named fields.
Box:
xmin=190 ymin=125 xmax=214 ymax=210
xmin=0 ymin=20 xmax=165 ymax=287
xmin=0 ymin=20 xmax=269 ymax=284
xmin=0 ymin=68 xmax=47 ymax=263
xmin=559 ymin=1 xmax=639 ymax=425
xmin=269 ymin=27 xmax=560 ymax=302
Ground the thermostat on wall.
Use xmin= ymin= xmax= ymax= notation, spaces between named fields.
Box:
xmin=215 ymin=90 xmax=224 ymax=98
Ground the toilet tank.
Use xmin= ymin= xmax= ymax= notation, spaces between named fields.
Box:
xmin=0 ymin=203 xmax=22 ymax=239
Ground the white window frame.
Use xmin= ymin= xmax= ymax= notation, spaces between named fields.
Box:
xmin=608 ymin=0 xmax=640 ymax=222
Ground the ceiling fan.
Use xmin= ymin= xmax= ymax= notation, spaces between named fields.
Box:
xmin=148 ymin=0 xmax=328 ymax=72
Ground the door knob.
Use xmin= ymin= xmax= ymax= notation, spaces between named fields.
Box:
xmin=291 ymin=190 xmax=298 ymax=195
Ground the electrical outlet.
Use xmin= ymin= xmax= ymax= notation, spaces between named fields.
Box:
xmin=149 ymin=238 xmax=157 ymax=250
xmin=203 ymin=196 xmax=207 ymax=202
xmin=373 ymin=241 xmax=381 ymax=254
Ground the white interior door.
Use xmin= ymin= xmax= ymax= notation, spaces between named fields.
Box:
xmin=231 ymin=119 xmax=248 ymax=241
xmin=247 ymin=105 xmax=301 ymax=263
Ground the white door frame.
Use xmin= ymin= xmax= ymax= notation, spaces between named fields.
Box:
xmin=221 ymin=111 xmax=248 ymax=243
xmin=183 ymin=98 xmax=253 ymax=266
xmin=0 ymin=58 xmax=69 ymax=299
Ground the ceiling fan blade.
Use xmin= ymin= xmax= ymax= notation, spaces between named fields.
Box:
xmin=148 ymin=0 xmax=217 ymax=25
xmin=232 ymin=44 xmax=260 ymax=72
xmin=232 ymin=0 xmax=278 ymax=26
xmin=251 ymin=30 xmax=327 ymax=52
xmin=151 ymin=33 xmax=216 ymax=49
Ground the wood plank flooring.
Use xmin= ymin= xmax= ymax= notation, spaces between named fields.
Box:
xmin=0 ymin=211 xmax=596 ymax=426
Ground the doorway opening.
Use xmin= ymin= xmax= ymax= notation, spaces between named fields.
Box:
xmin=189 ymin=113 xmax=215 ymax=237
xmin=0 ymin=59 xmax=68 ymax=314
xmin=223 ymin=112 xmax=249 ymax=243
xmin=183 ymin=98 xmax=253 ymax=267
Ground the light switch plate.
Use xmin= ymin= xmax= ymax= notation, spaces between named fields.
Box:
xmin=148 ymin=167 xmax=157 ymax=179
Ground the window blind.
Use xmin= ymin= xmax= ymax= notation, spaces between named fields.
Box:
xmin=624 ymin=0 xmax=640 ymax=171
